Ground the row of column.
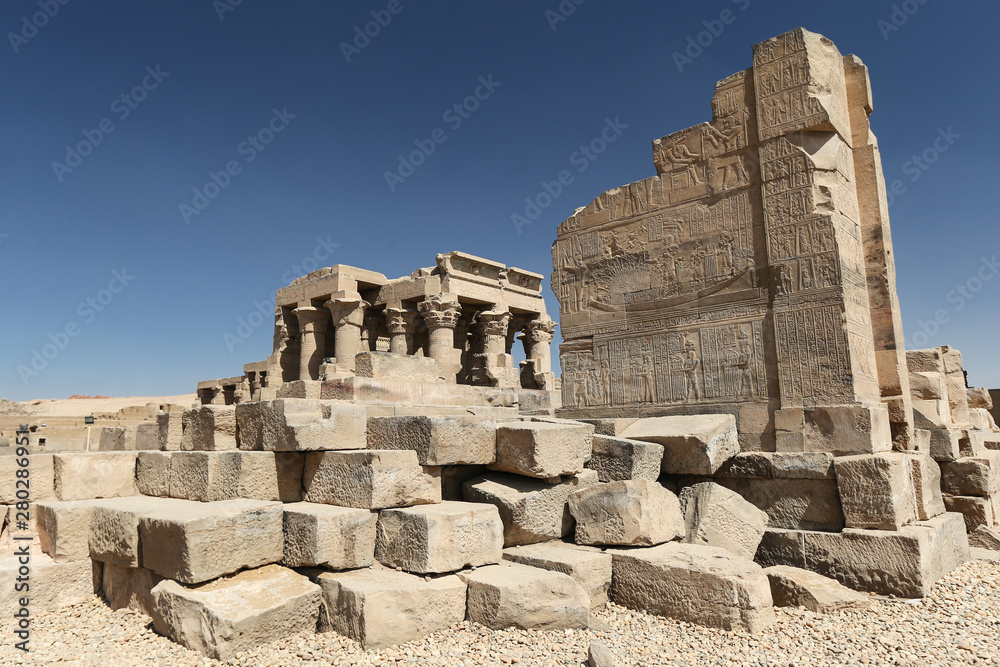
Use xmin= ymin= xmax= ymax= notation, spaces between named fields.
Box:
xmin=291 ymin=294 xmax=555 ymax=383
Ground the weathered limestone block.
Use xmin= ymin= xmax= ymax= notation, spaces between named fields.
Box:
xmin=367 ymin=415 xmax=497 ymax=466
xmin=303 ymin=450 xmax=441 ymax=509
xmin=940 ymin=455 xmax=1000 ymax=497
xmin=235 ymin=399 xmax=367 ymax=452
xmin=941 ymin=346 xmax=971 ymax=426
xmin=579 ymin=419 xmax=639 ymax=437
xmin=490 ymin=422 xmax=592 ymax=479
xmin=100 ymin=562 xmax=163 ymax=614
xmin=763 ymin=566 xmax=874 ymax=613
xmin=312 ymin=567 xmax=467 ymax=649
xmin=137 ymin=451 xmax=173 ymax=497
xmin=99 ymin=426 xmax=128 ymax=451
xmin=620 ymin=415 xmax=739 ymax=475
xmin=588 ymin=642 xmax=615 ymax=667
xmin=463 ymin=470 xmax=599 ymax=546
xmin=150 ymin=564 xmax=321 ymax=661
xmin=460 ymin=562 xmax=590 ymax=630
xmin=968 ymin=388 xmax=993 ymax=410
xmin=89 ymin=496 xmax=189 ymax=568
xmin=158 ymin=412 xmax=184 ymax=451
xmin=181 ymin=405 xmax=238 ymax=451
xmin=502 ymin=541 xmax=612 ymax=608
xmin=679 ymin=482 xmax=769 ymax=559
xmin=135 ymin=423 xmax=160 ymax=451
xmin=53 ymin=452 xmax=137 ymax=500
xmin=0 ymin=454 xmax=55 ymax=504
xmin=37 ymin=499 xmax=102 ymax=561
xmin=282 ymin=502 xmax=376 ymax=569
xmin=909 ymin=371 xmax=948 ymax=400
xmin=608 ymin=543 xmax=774 ymax=633
xmin=0 ymin=554 xmax=97 ymax=613
xmin=833 ymin=453 xmax=916 ymax=530
xmin=969 ymin=525 xmax=1000 ymax=551
xmin=905 ymin=453 xmax=946 ymax=521
xmin=139 ymin=499 xmax=284 ymax=584
xmin=906 ymin=348 xmax=945 ymax=374
xmin=971 ymin=408 xmax=998 ymax=432
xmin=775 ymin=405 xmax=892 ymax=456
xmin=376 ymin=501 xmax=503 ymax=573
xmin=569 ymin=480 xmax=684 ymax=546
xmin=585 ymin=435 xmax=663 ymax=482
xmin=757 ymin=513 xmax=970 ymax=597
xmin=925 ymin=427 xmax=964 ymax=461
xmin=943 ymin=495 xmax=993 ymax=532
xmin=355 ymin=351 xmax=446 ymax=382
xmin=169 ymin=451 xmax=303 ymax=503
xmin=912 ymin=399 xmax=951 ymax=429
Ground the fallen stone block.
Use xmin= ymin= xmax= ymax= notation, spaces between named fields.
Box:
xmin=943 ymin=495 xmax=994 ymax=532
xmin=375 ymin=501 xmax=503 ymax=573
xmin=579 ymin=418 xmax=639 ymax=437
xmin=158 ymin=412 xmax=184 ymax=451
xmin=100 ymin=562 xmax=163 ymax=614
xmin=757 ymin=514 xmax=969 ymax=597
xmin=169 ymin=451 xmax=303 ymax=503
xmin=150 ymin=564 xmax=321 ymax=661
xmin=355 ymin=351 xmax=446 ymax=382
xmin=90 ymin=496 xmax=189 ymax=568
xmin=0 ymin=454 xmax=55 ymax=504
xmin=139 ymin=499 xmax=284 ymax=584
xmin=969 ymin=525 xmax=1000 ymax=551
xmin=53 ymin=452 xmax=137 ymax=501
xmin=970 ymin=408 xmax=997 ymax=432
xmin=37 ymin=499 xmax=103 ymax=561
xmin=502 ymin=541 xmax=612 ymax=608
xmin=905 ymin=453 xmax=946 ymax=521
xmin=282 ymin=502 xmax=376 ymax=569
xmin=312 ymin=567 xmax=466 ymax=649
xmin=0 ymin=554 xmax=98 ymax=613
xmin=620 ymin=415 xmax=739 ymax=475
xmin=367 ymin=415 xmax=496 ymax=466
xmin=463 ymin=470 xmax=599 ymax=546
xmin=303 ymin=450 xmax=441 ymax=509
xmin=833 ymin=453 xmax=916 ymax=530
xmin=236 ymin=399 xmax=367 ymax=452
xmin=569 ymin=480 xmax=683 ymax=547
xmin=460 ymin=562 xmax=590 ymax=630
xmin=608 ymin=542 xmax=774 ymax=633
xmin=924 ymin=427 xmax=963 ymax=461
xmin=679 ymin=482 xmax=768 ymax=560
xmin=775 ymin=405 xmax=892 ymax=456
xmin=440 ymin=464 xmax=489 ymax=501
xmin=490 ymin=421 xmax=592 ymax=480
xmin=763 ymin=565 xmax=874 ymax=613
xmin=586 ymin=435 xmax=663 ymax=482
xmin=181 ymin=405 xmax=238 ymax=451
xmin=968 ymin=388 xmax=994 ymax=410
xmin=941 ymin=455 xmax=1000 ymax=498
xmin=137 ymin=451 xmax=172 ymax=497
xmin=909 ymin=371 xmax=948 ymax=401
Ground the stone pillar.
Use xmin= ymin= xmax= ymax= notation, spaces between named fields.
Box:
xmin=385 ymin=307 xmax=419 ymax=355
xmin=419 ymin=295 xmax=462 ymax=380
xmin=325 ymin=296 xmax=369 ymax=371
xmin=292 ymin=306 xmax=328 ymax=381
xmin=476 ymin=310 xmax=511 ymax=357
xmin=524 ymin=315 xmax=556 ymax=376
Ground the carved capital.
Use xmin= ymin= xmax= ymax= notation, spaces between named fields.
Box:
xmin=292 ymin=306 xmax=328 ymax=333
xmin=474 ymin=310 xmax=511 ymax=338
xmin=418 ymin=294 xmax=462 ymax=330
xmin=325 ymin=298 xmax=369 ymax=329
xmin=525 ymin=315 xmax=556 ymax=344
xmin=385 ymin=307 xmax=419 ymax=335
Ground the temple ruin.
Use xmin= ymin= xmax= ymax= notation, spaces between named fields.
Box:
xmin=5 ymin=28 xmax=1000 ymax=662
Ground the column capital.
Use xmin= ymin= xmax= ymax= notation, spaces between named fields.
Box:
xmin=385 ymin=307 xmax=419 ymax=335
xmin=292 ymin=306 xmax=329 ymax=332
xmin=525 ymin=314 xmax=557 ymax=344
xmin=325 ymin=297 xmax=369 ymax=328
xmin=418 ymin=294 xmax=462 ymax=330
xmin=474 ymin=310 xmax=511 ymax=338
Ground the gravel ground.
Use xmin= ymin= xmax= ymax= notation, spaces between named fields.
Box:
xmin=2 ymin=555 xmax=999 ymax=666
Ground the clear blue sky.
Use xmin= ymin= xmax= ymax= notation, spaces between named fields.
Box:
xmin=2 ymin=0 xmax=998 ymax=400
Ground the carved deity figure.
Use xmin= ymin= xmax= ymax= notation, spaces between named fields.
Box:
xmin=668 ymin=142 xmax=703 ymax=185
xmin=680 ymin=339 xmax=702 ymax=400
xmin=736 ymin=335 xmax=754 ymax=397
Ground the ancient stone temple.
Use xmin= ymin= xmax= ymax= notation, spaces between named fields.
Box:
xmin=554 ymin=28 xmax=912 ymax=454
xmin=198 ymin=251 xmax=556 ymax=406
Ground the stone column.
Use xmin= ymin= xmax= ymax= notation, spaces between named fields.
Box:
xmin=524 ymin=315 xmax=556 ymax=376
xmin=418 ymin=295 xmax=462 ymax=379
xmin=385 ymin=307 xmax=419 ymax=355
xmin=325 ymin=296 xmax=369 ymax=371
xmin=292 ymin=306 xmax=328 ymax=381
xmin=476 ymin=310 xmax=511 ymax=357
